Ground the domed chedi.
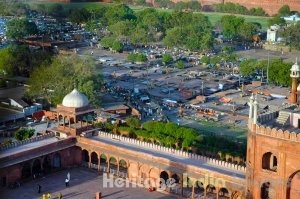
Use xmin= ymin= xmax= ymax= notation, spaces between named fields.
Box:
xmin=62 ymin=89 xmax=89 ymax=108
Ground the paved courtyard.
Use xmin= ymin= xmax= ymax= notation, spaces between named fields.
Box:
xmin=0 ymin=167 xmax=178 ymax=199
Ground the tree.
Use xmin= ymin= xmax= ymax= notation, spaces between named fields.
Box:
xmin=69 ymin=8 xmax=91 ymax=24
xmin=268 ymin=16 xmax=286 ymax=27
xmin=162 ymin=54 xmax=173 ymax=65
xmin=126 ymin=117 xmax=140 ymax=128
xmin=130 ymin=26 xmax=149 ymax=45
xmin=249 ymin=7 xmax=267 ymax=16
xmin=6 ymin=18 xmax=38 ymax=40
xmin=104 ymin=4 xmax=136 ymax=25
xmin=280 ymin=22 xmax=300 ymax=50
xmin=220 ymin=15 xmax=245 ymax=39
xmin=108 ymin=20 xmax=134 ymax=39
xmin=101 ymin=36 xmax=115 ymax=49
xmin=112 ymin=40 xmax=123 ymax=52
xmin=278 ymin=5 xmax=291 ymax=17
xmin=27 ymin=55 xmax=101 ymax=106
xmin=15 ymin=128 xmax=34 ymax=141
xmin=238 ymin=22 xmax=258 ymax=40
xmin=48 ymin=3 xmax=65 ymax=17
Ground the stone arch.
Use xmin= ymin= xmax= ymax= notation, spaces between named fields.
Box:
xmin=171 ymin=173 xmax=180 ymax=184
xmin=194 ymin=180 xmax=204 ymax=195
xmin=32 ymin=159 xmax=42 ymax=175
xmin=100 ymin=154 xmax=108 ymax=167
xmin=119 ymin=159 xmax=127 ymax=172
xmin=82 ymin=149 xmax=89 ymax=163
xmin=58 ymin=114 xmax=63 ymax=126
xmin=262 ymin=152 xmax=277 ymax=171
xmin=42 ymin=155 xmax=52 ymax=173
xmin=206 ymin=184 xmax=217 ymax=198
xmin=219 ymin=187 xmax=230 ymax=198
xmin=53 ymin=153 xmax=61 ymax=168
xmin=109 ymin=156 xmax=118 ymax=171
xmin=91 ymin=152 xmax=98 ymax=165
xmin=160 ymin=171 xmax=169 ymax=189
xmin=21 ymin=162 xmax=31 ymax=179
xmin=287 ymin=170 xmax=300 ymax=199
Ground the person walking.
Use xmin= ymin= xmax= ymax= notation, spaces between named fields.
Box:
xmin=65 ymin=178 xmax=69 ymax=187
xmin=37 ymin=184 xmax=41 ymax=193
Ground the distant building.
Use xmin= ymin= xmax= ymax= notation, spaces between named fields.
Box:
xmin=283 ymin=14 xmax=300 ymax=22
xmin=267 ymin=25 xmax=281 ymax=42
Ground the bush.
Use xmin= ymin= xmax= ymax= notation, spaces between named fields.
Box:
xmin=127 ymin=53 xmax=147 ymax=62
xmin=162 ymin=54 xmax=173 ymax=65
xmin=200 ymin=56 xmax=210 ymax=64
xmin=175 ymin=60 xmax=185 ymax=69
xmin=126 ymin=117 xmax=141 ymax=128
xmin=15 ymin=128 xmax=34 ymax=141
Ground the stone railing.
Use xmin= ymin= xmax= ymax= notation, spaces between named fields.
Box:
xmin=255 ymin=124 xmax=300 ymax=142
xmin=257 ymin=104 xmax=295 ymax=124
xmin=257 ymin=111 xmax=279 ymax=123
xmin=0 ymin=132 xmax=55 ymax=151
xmin=98 ymin=131 xmax=246 ymax=172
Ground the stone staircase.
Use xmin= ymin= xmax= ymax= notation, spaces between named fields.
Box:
xmin=276 ymin=111 xmax=290 ymax=125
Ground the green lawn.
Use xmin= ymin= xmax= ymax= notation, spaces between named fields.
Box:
xmin=28 ymin=2 xmax=270 ymax=30
xmin=196 ymin=120 xmax=247 ymax=141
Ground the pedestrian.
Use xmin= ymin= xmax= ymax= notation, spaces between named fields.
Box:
xmin=38 ymin=184 xmax=41 ymax=193
xmin=65 ymin=178 xmax=69 ymax=187
xmin=47 ymin=193 xmax=51 ymax=199
xmin=58 ymin=192 xmax=63 ymax=199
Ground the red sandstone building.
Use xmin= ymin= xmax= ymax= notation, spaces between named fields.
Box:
xmin=1 ymin=61 xmax=300 ymax=198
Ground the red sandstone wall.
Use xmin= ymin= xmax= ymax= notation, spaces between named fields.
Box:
xmin=148 ymin=0 xmax=300 ymax=15
xmin=225 ymin=0 xmax=300 ymax=16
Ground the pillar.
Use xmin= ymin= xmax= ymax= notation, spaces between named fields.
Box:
xmin=216 ymin=187 xmax=219 ymax=199
xmin=248 ymin=94 xmax=254 ymax=119
xmin=290 ymin=78 xmax=298 ymax=104
xmin=98 ymin=155 xmax=101 ymax=171
xmin=117 ymin=161 xmax=120 ymax=176
xmin=88 ymin=152 xmax=91 ymax=168
xmin=253 ymin=98 xmax=258 ymax=124
xmin=191 ymin=182 xmax=195 ymax=199
xmin=68 ymin=116 xmax=71 ymax=128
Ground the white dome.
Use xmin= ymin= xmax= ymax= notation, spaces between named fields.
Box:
xmin=291 ymin=62 xmax=300 ymax=72
xmin=62 ymin=89 xmax=89 ymax=108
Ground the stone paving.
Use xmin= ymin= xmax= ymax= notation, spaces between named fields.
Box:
xmin=0 ymin=167 xmax=178 ymax=199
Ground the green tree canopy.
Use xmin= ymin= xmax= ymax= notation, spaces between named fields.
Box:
xmin=26 ymin=55 xmax=101 ymax=106
xmin=69 ymin=8 xmax=91 ymax=24
xmin=15 ymin=128 xmax=34 ymax=141
xmin=104 ymin=4 xmax=136 ymax=25
xmin=280 ymin=22 xmax=300 ymax=50
xmin=268 ymin=15 xmax=286 ymax=27
xmin=6 ymin=18 xmax=38 ymax=40
xmin=278 ymin=5 xmax=291 ymax=17
xmin=219 ymin=15 xmax=245 ymax=39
